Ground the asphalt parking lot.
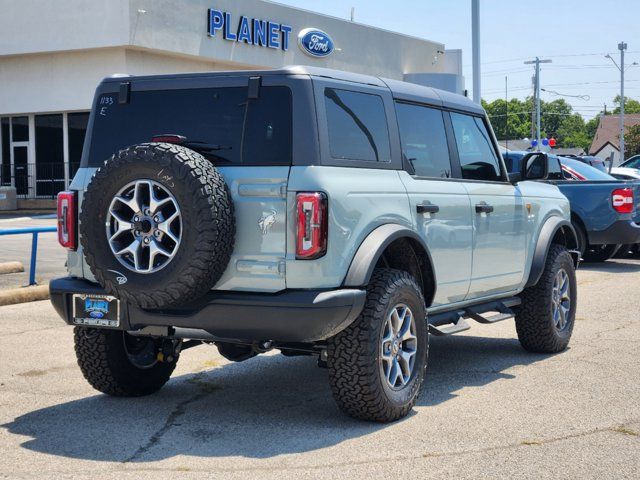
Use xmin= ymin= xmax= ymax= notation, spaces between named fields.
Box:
xmin=1 ymin=259 xmax=639 ymax=479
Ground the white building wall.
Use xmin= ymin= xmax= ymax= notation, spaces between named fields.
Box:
xmin=594 ymin=144 xmax=620 ymax=166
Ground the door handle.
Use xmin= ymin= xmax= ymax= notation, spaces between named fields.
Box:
xmin=417 ymin=203 xmax=440 ymax=214
xmin=475 ymin=203 xmax=494 ymax=214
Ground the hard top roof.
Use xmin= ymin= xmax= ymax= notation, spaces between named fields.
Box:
xmin=103 ymin=65 xmax=483 ymax=115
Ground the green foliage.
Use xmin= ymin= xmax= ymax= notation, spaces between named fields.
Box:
xmin=625 ymin=124 xmax=640 ymax=158
xmin=612 ymin=95 xmax=640 ymax=114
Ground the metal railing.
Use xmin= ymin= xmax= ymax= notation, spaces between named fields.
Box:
xmin=0 ymin=226 xmax=58 ymax=285
xmin=0 ymin=162 xmax=80 ymax=199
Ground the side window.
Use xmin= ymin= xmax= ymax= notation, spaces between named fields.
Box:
xmin=450 ymin=112 xmax=503 ymax=181
xmin=324 ymin=88 xmax=391 ymax=162
xmin=547 ymin=157 xmax=563 ymax=180
xmin=395 ymin=102 xmax=452 ymax=178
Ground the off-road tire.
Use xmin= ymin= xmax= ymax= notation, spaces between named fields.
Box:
xmin=515 ymin=245 xmax=577 ymax=353
xmin=327 ymin=269 xmax=428 ymax=422
xmin=80 ymin=143 xmax=235 ymax=309
xmin=74 ymin=327 xmax=177 ymax=396
xmin=582 ymin=244 xmax=620 ymax=263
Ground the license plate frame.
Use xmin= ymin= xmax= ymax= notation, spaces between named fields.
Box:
xmin=72 ymin=294 xmax=120 ymax=328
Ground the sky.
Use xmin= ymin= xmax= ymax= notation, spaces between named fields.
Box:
xmin=275 ymin=0 xmax=640 ymax=120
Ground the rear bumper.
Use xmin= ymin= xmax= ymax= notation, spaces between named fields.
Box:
xmin=588 ymin=220 xmax=640 ymax=245
xmin=50 ymin=277 xmax=366 ymax=343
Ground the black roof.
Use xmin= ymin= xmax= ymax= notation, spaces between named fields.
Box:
xmin=103 ymin=65 xmax=483 ymax=115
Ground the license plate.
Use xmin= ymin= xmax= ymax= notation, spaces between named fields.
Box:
xmin=72 ymin=294 xmax=120 ymax=328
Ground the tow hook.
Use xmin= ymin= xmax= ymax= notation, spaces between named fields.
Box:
xmin=156 ymin=338 xmax=182 ymax=363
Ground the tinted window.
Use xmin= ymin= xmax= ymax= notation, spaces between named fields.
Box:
xmin=451 ymin=113 xmax=502 ymax=181
xmin=324 ymin=88 xmax=390 ymax=162
xmin=547 ymin=156 xmax=563 ymax=180
xmin=35 ymin=114 xmax=64 ymax=196
xmin=622 ymin=156 xmax=640 ymax=169
xmin=395 ymin=102 xmax=452 ymax=178
xmin=12 ymin=116 xmax=29 ymax=142
xmin=68 ymin=112 xmax=89 ymax=178
xmin=560 ymin=157 xmax=616 ymax=180
xmin=89 ymin=86 xmax=292 ymax=167
xmin=1 ymin=118 xmax=9 ymax=186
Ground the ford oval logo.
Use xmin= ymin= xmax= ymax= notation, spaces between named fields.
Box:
xmin=298 ymin=28 xmax=334 ymax=58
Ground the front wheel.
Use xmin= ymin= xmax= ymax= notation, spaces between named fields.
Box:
xmin=74 ymin=327 xmax=178 ymax=396
xmin=515 ymin=245 xmax=577 ymax=353
xmin=327 ymin=269 xmax=428 ymax=422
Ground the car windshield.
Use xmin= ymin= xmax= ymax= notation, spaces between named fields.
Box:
xmin=559 ymin=157 xmax=616 ymax=180
xmin=621 ymin=155 xmax=640 ymax=169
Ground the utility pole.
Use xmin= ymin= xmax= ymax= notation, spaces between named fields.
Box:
xmin=524 ymin=57 xmax=552 ymax=150
xmin=471 ymin=0 xmax=481 ymax=104
xmin=619 ymin=42 xmax=626 ymax=163
xmin=606 ymin=42 xmax=638 ymax=164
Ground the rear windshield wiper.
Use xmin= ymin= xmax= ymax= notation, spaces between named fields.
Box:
xmin=151 ymin=135 xmax=233 ymax=162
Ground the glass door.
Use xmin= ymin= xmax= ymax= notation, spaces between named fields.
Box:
xmin=9 ymin=116 xmax=32 ymax=196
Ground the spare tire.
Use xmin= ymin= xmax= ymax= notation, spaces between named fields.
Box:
xmin=80 ymin=143 xmax=235 ymax=309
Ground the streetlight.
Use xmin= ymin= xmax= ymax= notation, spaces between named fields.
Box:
xmin=605 ymin=42 xmax=638 ymax=164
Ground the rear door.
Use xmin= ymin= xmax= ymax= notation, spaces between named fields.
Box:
xmin=449 ymin=112 xmax=527 ymax=298
xmin=85 ymin=76 xmax=293 ymax=291
xmin=395 ymin=102 xmax=473 ymax=307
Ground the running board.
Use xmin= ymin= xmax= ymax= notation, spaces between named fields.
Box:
xmin=429 ymin=317 xmax=470 ymax=336
xmin=428 ymin=297 xmax=520 ymax=336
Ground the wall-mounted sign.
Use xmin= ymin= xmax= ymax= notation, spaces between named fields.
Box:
xmin=298 ymin=28 xmax=334 ymax=58
xmin=207 ymin=9 xmax=292 ymax=51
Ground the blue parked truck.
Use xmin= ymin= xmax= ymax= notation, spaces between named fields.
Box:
xmin=504 ymin=152 xmax=640 ymax=262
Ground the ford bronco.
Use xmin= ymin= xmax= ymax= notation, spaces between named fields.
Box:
xmin=51 ymin=66 xmax=579 ymax=422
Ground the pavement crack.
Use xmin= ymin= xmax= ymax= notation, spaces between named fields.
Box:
xmin=122 ymin=375 xmax=214 ymax=463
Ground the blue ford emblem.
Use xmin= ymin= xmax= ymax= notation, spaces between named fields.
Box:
xmin=298 ymin=28 xmax=334 ymax=58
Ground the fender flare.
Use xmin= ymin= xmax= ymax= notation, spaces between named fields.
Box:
xmin=343 ymin=224 xmax=436 ymax=290
xmin=525 ymin=217 xmax=579 ymax=288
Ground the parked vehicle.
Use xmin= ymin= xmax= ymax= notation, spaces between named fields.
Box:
xmin=610 ymin=167 xmax=640 ymax=181
xmin=619 ymin=154 xmax=640 ymax=170
xmin=51 ymin=67 xmax=580 ymax=422
xmin=504 ymin=152 xmax=640 ymax=262
xmin=561 ymin=154 xmax=608 ymax=173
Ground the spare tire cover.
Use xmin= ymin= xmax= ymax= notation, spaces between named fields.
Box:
xmin=80 ymin=143 xmax=235 ymax=309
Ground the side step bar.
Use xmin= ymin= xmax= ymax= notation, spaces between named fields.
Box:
xmin=428 ymin=297 xmax=521 ymax=336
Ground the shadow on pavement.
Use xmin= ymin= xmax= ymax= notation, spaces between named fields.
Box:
xmin=3 ymin=333 xmax=550 ymax=463
xmin=577 ymin=258 xmax=640 ymax=273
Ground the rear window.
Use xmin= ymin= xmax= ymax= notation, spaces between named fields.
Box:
xmin=89 ymin=86 xmax=292 ymax=166
xmin=324 ymin=88 xmax=391 ymax=162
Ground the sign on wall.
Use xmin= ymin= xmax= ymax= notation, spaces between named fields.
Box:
xmin=207 ymin=8 xmax=334 ymax=58
xmin=207 ymin=9 xmax=292 ymax=51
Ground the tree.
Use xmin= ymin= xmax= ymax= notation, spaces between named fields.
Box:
xmin=625 ymin=124 xmax=640 ymax=158
xmin=612 ymin=95 xmax=640 ymax=114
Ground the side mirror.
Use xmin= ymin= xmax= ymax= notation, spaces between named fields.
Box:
xmin=521 ymin=152 xmax=549 ymax=180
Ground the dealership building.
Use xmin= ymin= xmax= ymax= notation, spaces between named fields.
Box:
xmin=0 ymin=0 xmax=463 ymax=203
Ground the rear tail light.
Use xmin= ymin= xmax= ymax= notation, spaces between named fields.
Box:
xmin=296 ymin=192 xmax=327 ymax=259
xmin=612 ymin=188 xmax=634 ymax=214
xmin=57 ymin=191 xmax=77 ymax=250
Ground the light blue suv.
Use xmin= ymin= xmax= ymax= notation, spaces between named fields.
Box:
xmin=51 ymin=66 xmax=579 ymax=422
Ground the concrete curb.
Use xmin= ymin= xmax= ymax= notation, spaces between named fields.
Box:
xmin=0 ymin=261 xmax=25 ymax=275
xmin=0 ymin=284 xmax=50 ymax=307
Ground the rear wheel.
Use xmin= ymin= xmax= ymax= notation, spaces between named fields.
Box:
xmin=582 ymin=244 xmax=620 ymax=263
xmin=74 ymin=327 xmax=178 ymax=396
xmin=327 ymin=269 xmax=428 ymax=422
xmin=515 ymin=245 xmax=577 ymax=353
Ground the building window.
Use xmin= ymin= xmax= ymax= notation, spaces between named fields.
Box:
xmin=35 ymin=114 xmax=64 ymax=197
xmin=1 ymin=118 xmax=10 ymax=186
xmin=11 ymin=116 xmax=29 ymax=142
xmin=68 ymin=112 xmax=89 ymax=179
